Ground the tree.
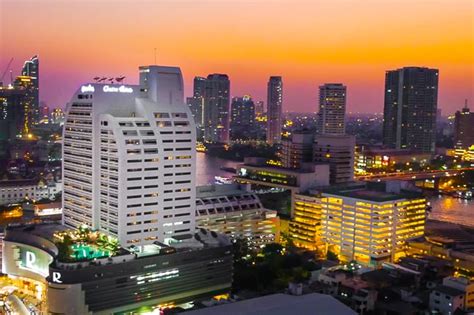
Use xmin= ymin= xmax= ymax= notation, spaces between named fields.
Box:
xmin=326 ymin=249 xmax=339 ymax=262
xmin=263 ymin=243 xmax=284 ymax=257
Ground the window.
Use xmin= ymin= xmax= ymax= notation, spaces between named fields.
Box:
xmin=174 ymin=121 xmax=189 ymax=127
xmin=157 ymin=121 xmax=172 ymax=127
xmin=154 ymin=113 xmax=170 ymax=118
xmin=172 ymin=113 xmax=187 ymax=118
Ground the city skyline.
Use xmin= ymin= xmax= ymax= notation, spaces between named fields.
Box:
xmin=1 ymin=0 xmax=472 ymax=113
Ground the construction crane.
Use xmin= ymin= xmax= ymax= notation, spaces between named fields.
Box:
xmin=1 ymin=57 xmax=14 ymax=86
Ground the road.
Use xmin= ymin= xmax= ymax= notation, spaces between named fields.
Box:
xmin=356 ymin=167 xmax=473 ymax=181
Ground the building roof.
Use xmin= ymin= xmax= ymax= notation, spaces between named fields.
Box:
xmin=322 ymin=186 xmax=422 ymax=203
xmin=0 ymin=178 xmax=39 ymax=188
xmin=183 ymin=293 xmax=357 ymax=315
xmin=6 ymin=222 xmax=67 ymax=242
xmin=434 ymin=285 xmax=465 ymax=297
xmin=196 ymin=184 xmax=252 ymax=199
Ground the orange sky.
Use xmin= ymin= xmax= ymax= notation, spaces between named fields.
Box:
xmin=1 ymin=0 xmax=473 ymax=113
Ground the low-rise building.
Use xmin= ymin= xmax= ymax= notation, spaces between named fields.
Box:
xmin=0 ymin=178 xmax=61 ymax=205
xmin=289 ymin=192 xmax=324 ymax=251
xmin=355 ymin=146 xmax=431 ymax=175
xmin=183 ymin=292 xmax=357 ymax=315
xmin=313 ymin=134 xmax=355 ymax=184
xmin=281 ymin=131 xmax=314 ymax=169
xmin=321 ymin=182 xmax=426 ymax=266
xmin=442 ymin=276 xmax=474 ymax=311
xmin=235 ymin=157 xmax=329 ymax=193
xmin=429 ymin=285 xmax=465 ymax=315
xmin=195 ymin=184 xmax=278 ymax=249
xmin=2 ymin=223 xmax=233 ymax=314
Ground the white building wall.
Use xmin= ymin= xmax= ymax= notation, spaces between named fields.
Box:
xmin=63 ymin=65 xmax=196 ymax=248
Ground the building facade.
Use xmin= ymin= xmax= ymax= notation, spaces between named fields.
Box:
xmin=0 ymin=179 xmax=61 ymax=206
xmin=2 ymin=223 xmax=232 ymax=315
xmin=203 ymin=74 xmax=230 ymax=143
xmin=266 ymin=76 xmax=283 ymax=145
xmin=281 ymin=131 xmax=314 ymax=169
xmin=255 ymin=100 xmax=264 ymax=116
xmin=230 ymin=95 xmax=256 ymax=140
xmin=289 ymin=192 xmax=324 ymax=251
xmin=0 ymin=85 xmax=27 ymax=140
xmin=21 ymin=55 xmax=40 ymax=123
xmin=195 ymin=184 xmax=278 ymax=249
xmin=187 ymin=76 xmax=207 ymax=138
xmin=321 ymin=183 xmax=426 ymax=266
xmin=354 ymin=146 xmax=431 ymax=175
xmin=383 ymin=67 xmax=439 ymax=153
xmin=317 ymin=83 xmax=346 ymax=135
xmin=313 ymin=134 xmax=355 ymax=184
xmin=63 ymin=65 xmax=196 ymax=248
xmin=454 ymin=104 xmax=474 ymax=149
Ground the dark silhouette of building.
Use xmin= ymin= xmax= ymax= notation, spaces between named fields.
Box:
xmin=383 ymin=67 xmax=439 ymax=153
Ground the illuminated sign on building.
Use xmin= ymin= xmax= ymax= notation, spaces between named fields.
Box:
xmin=81 ymin=84 xmax=95 ymax=93
xmin=35 ymin=207 xmax=63 ymax=217
xmin=52 ymin=272 xmax=63 ymax=283
xmin=103 ymin=85 xmax=133 ymax=93
xmin=19 ymin=248 xmax=50 ymax=278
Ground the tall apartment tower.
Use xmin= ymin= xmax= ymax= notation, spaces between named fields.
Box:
xmin=21 ymin=55 xmax=40 ymax=123
xmin=266 ymin=76 xmax=283 ymax=145
xmin=383 ymin=67 xmax=439 ymax=153
xmin=203 ymin=74 xmax=230 ymax=143
xmin=230 ymin=95 xmax=256 ymax=140
xmin=13 ymin=75 xmax=36 ymax=135
xmin=317 ymin=83 xmax=346 ymax=135
xmin=187 ymin=76 xmax=206 ymax=126
xmin=454 ymin=101 xmax=474 ymax=148
xmin=63 ymin=65 xmax=196 ymax=248
xmin=187 ymin=76 xmax=207 ymax=139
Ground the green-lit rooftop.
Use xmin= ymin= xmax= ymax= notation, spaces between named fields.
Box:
xmin=53 ymin=226 xmax=124 ymax=262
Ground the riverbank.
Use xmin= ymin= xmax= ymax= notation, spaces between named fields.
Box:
xmin=425 ymin=219 xmax=474 ymax=243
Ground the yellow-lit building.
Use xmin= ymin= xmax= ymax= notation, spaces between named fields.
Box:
xmin=289 ymin=192 xmax=325 ymax=252
xmin=453 ymin=145 xmax=474 ymax=163
xmin=320 ymin=184 xmax=426 ymax=266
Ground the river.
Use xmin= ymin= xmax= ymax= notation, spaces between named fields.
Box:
xmin=196 ymin=152 xmax=239 ymax=186
xmin=196 ymin=153 xmax=474 ymax=226
xmin=428 ymin=195 xmax=474 ymax=227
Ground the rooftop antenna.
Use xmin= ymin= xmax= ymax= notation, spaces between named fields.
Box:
xmin=464 ymin=99 xmax=468 ymax=109
xmin=154 ymin=48 xmax=157 ymax=65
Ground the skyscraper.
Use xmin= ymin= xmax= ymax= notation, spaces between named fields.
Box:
xmin=0 ymin=85 xmax=26 ymax=140
xmin=454 ymin=101 xmax=474 ymax=149
xmin=230 ymin=95 xmax=255 ymax=140
xmin=63 ymin=65 xmax=196 ymax=248
xmin=21 ymin=55 xmax=39 ymax=123
xmin=203 ymin=74 xmax=230 ymax=143
xmin=187 ymin=76 xmax=206 ymax=127
xmin=383 ymin=67 xmax=439 ymax=153
xmin=317 ymin=83 xmax=346 ymax=135
xmin=13 ymin=75 xmax=35 ymax=135
xmin=266 ymin=76 xmax=283 ymax=144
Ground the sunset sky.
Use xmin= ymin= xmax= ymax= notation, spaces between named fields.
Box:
xmin=0 ymin=0 xmax=473 ymax=113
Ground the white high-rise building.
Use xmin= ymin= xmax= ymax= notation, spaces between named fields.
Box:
xmin=63 ymin=65 xmax=196 ymax=248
